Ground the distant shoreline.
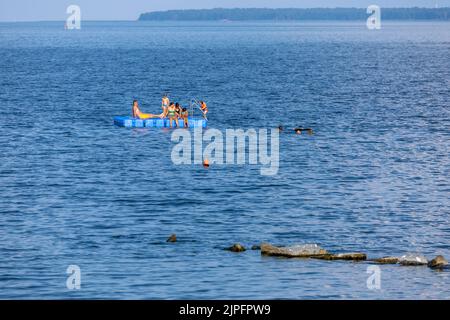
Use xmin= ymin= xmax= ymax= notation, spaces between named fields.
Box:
xmin=2 ymin=20 xmax=450 ymax=24
xmin=139 ymin=7 xmax=450 ymax=21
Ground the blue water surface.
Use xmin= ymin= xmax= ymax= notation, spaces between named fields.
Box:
xmin=0 ymin=21 xmax=449 ymax=299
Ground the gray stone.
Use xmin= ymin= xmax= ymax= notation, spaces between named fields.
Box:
xmin=399 ymin=254 xmax=428 ymax=266
xmin=261 ymin=243 xmax=328 ymax=258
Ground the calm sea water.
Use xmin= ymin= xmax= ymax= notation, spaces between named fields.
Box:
xmin=0 ymin=21 xmax=449 ymax=299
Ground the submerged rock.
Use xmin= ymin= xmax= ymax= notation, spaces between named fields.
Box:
xmin=261 ymin=243 xmax=328 ymax=258
xmin=313 ymin=252 xmax=367 ymax=261
xmin=251 ymin=245 xmax=261 ymax=250
xmin=166 ymin=234 xmax=177 ymax=243
xmin=226 ymin=243 xmax=246 ymax=252
xmin=428 ymin=255 xmax=448 ymax=269
xmin=399 ymin=254 xmax=428 ymax=266
xmin=330 ymin=253 xmax=367 ymax=261
xmin=370 ymin=257 xmax=399 ymax=264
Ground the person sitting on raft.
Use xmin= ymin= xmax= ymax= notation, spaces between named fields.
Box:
xmin=199 ymin=101 xmax=208 ymax=118
xmin=132 ymin=100 xmax=160 ymax=119
xmin=167 ymin=102 xmax=179 ymax=128
xmin=161 ymin=94 xmax=170 ymax=118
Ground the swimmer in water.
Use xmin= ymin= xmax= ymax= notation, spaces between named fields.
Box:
xmin=295 ymin=128 xmax=313 ymax=135
xmin=132 ymin=100 xmax=159 ymax=119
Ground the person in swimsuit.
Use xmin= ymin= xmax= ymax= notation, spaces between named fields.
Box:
xmin=167 ymin=102 xmax=179 ymax=128
xmin=199 ymin=101 xmax=208 ymax=119
xmin=132 ymin=100 xmax=159 ymax=119
xmin=180 ymin=107 xmax=189 ymax=127
xmin=161 ymin=94 xmax=170 ymax=118
xmin=175 ymin=103 xmax=182 ymax=118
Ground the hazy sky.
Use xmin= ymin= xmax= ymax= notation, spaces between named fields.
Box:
xmin=0 ymin=0 xmax=448 ymax=21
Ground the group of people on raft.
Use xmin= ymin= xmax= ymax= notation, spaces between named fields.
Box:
xmin=132 ymin=94 xmax=208 ymax=128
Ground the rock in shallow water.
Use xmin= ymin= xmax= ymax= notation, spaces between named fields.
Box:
xmin=166 ymin=234 xmax=177 ymax=242
xmin=399 ymin=254 xmax=428 ymax=266
xmin=251 ymin=245 xmax=261 ymax=250
xmin=226 ymin=243 xmax=246 ymax=252
xmin=313 ymin=253 xmax=367 ymax=261
xmin=261 ymin=243 xmax=328 ymax=258
xmin=428 ymin=255 xmax=448 ymax=269
xmin=370 ymin=257 xmax=399 ymax=264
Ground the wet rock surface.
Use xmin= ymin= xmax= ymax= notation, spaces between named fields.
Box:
xmin=314 ymin=252 xmax=367 ymax=261
xmin=261 ymin=243 xmax=328 ymax=258
xmin=166 ymin=234 xmax=177 ymax=242
xmin=226 ymin=243 xmax=246 ymax=252
xmin=229 ymin=241 xmax=447 ymax=273
xmin=428 ymin=255 xmax=448 ymax=269
xmin=370 ymin=257 xmax=399 ymax=264
xmin=399 ymin=254 xmax=428 ymax=266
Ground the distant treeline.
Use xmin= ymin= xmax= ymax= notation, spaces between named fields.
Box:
xmin=139 ymin=7 xmax=450 ymax=21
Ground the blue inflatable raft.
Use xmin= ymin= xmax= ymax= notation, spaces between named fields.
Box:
xmin=114 ymin=116 xmax=207 ymax=128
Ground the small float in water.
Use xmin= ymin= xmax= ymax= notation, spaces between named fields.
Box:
xmin=114 ymin=116 xmax=207 ymax=128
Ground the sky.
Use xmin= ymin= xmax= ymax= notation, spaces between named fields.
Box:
xmin=0 ymin=0 xmax=448 ymax=21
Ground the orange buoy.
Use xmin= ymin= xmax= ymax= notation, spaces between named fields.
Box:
xmin=203 ymin=159 xmax=210 ymax=168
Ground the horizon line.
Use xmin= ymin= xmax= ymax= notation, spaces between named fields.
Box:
xmin=1 ymin=6 xmax=449 ymax=23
